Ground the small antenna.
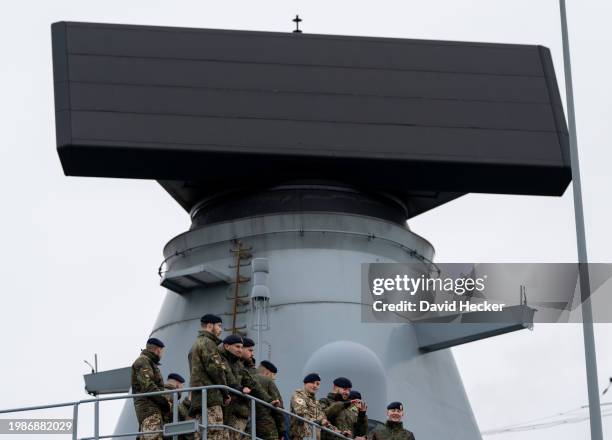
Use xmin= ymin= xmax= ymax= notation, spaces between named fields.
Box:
xmin=520 ymin=285 xmax=528 ymax=305
xmin=292 ymin=15 xmax=303 ymax=33
xmin=84 ymin=354 xmax=99 ymax=374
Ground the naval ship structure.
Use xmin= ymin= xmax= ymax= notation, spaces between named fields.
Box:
xmin=50 ymin=21 xmax=572 ymax=439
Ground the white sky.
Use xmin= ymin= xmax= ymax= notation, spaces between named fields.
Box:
xmin=1 ymin=1 xmax=611 ymax=439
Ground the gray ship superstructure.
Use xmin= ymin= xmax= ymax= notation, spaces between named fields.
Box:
xmin=113 ymin=185 xmax=480 ymax=438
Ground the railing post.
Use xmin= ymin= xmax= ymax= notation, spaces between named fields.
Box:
xmin=250 ymin=398 xmax=256 ymax=439
xmin=94 ymin=399 xmax=100 ymax=440
xmin=71 ymin=403 xmax=78 ymax=440
xmin=311 ymin=421 xmax=317 ymax=440
xmin=173 ymin=391 xmax=179 ymax=440
xmin=202 ymin=388 xmax=208 ymax=439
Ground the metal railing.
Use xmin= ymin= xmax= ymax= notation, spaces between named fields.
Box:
xmin=0 ymin=384 xmax=352 ymax=440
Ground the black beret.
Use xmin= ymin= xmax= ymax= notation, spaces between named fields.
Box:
xmin=147 ymin=337 xmax=165 ymax=348
xmin=387 ymin=401 xmax=403 ymax=410
xmin=333 ymin=377 xmax=352 ymax=388
xmin=242 ymin=337 xmax=255 ymax=348
xmin=348 ymin=391 xmax=362 ymax=400
xmin=201 ymin=314 xmax=222 ymax=324
xmin=223 ymin=334 xmax=243 ymax=345
xmin=260 ymin=360 xmax=278 ymax=373
xmin=168 ymin=373 xmax=185 ymax=383
xmin=303 ymin=373 xmax=321 ymax=383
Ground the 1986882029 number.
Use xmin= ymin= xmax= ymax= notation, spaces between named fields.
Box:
xmin=1 ymin=419 xmax=73 ymax=434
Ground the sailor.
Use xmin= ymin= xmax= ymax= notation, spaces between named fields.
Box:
xmin=188 ymin=314 xmax=229 ymax=440
xmin=163 ymin=373 xmax=190 ymax=422
xmin=131 ymin=337 xmax=170 ymax=440
xmin=334 ymin=391 xmax=368 ymax=440
xmin=252 ymin=360 xmax=286 ymax=440
xmin=241 ymin=337 xmax=257 ymax=375
xmin=319 ymin=377 xmax=354 ymax=439
xmin=289 ymin=373 xmax=338 ymax=440
xmin=368 ymin=402 xmax=415 ymax=440
xmin=219 ymin=335 xmax=278 ymax=440
xmin=164 ymin=373 xmax=193 ymax=440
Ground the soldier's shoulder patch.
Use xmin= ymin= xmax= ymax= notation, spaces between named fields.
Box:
xmin=294 ymin=397 xmax=305 ymax=405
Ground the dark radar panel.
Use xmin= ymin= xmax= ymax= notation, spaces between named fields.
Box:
xmin=51 ymin=22 xmax=571 ymax=216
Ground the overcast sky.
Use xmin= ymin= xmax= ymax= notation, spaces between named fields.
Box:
xmin=1 ymin=1 xmax=611 ymax=439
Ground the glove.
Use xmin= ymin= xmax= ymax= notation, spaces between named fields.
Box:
xmin=188 ymin=405 xmax=199 ymax=418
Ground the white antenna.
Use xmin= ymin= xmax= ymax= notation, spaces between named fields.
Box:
xmin=250 ymin=258 xmax=271 ymax=361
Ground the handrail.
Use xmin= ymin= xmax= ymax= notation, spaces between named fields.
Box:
xmin=0 ymin=384 xmax=352 ymax=440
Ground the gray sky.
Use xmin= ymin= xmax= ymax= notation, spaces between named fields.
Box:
xmin=1 ymin=0 xmax=611 ymax=438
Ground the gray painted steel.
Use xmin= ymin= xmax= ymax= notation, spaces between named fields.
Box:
xmin=114 ymin=210 xmax=482 ymax=439
xmin=83 ymin=367 xmax=131 ymax=395
xmin=416 ymin=323 xmax=529 ymax=352
xmin=51 ymin=22 xmax=571 ymax=219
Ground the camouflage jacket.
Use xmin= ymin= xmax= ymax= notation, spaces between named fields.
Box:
xmin=131 ymin=350 xmax=169 ymax=424
xmin=188 ymin=330 xmax=228 ymax=411
xmin=319 ymin=393 xmax=350 ymax=440
xmin=218 ymin=347 xmax=273 ymax=420
xmin=244 ymin=358 xmax=257 ymax=376
xmin=319 ymin=393 xmax=350 ymax=423
xmin=334 ymin=404 xmax=367 ymax=438
xmin=254 ymin=374 xmax=286 ymax=438
xmin=163 ymin=383 xmax=191 ymax=422
xmin=289 ymin=388 xmax=328 ymax=440
xmin=369 ymin=421 xmax=415 ymax=440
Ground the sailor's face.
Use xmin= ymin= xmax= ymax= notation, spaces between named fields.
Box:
xmin=154 ymin=346 xmax=164 ymax=359
xmin=336 ymin=386 xmax=351 ymax=400
xmin=212 ymin=323 xmax=223 ymax=337
xmin=227 ymin=343 xmax=243 ymax=357
xmin=243 ymin=346 xmax=254 ymax=360
xmin=305 ymin=381 xmax=320 ymax=394
xmin=387 ymin=408 xmax=403 ymax=422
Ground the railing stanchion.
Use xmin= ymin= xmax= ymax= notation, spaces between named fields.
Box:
xmin=202 ymin=388 xmax=208 ymax=439
xmin=71 ymin=403 xmax=78 ymax=440
xmin=250 ymin=398 xmax=257 ymax=439
xmin=173 ymin=390 xmax=179 ymax=440
xmin=94 ymin=399 xmax=100 ymax=440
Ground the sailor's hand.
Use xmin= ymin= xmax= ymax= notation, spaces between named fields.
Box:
xmin=242 ymin=387 xmax=252 ymax=394
xmin=223 ymin=395 xmax=232 ymax=406
xmin=342 ymin=430 xmax=353 ymax=437
xmin=271 ymin=399 xmax=281 ymax=406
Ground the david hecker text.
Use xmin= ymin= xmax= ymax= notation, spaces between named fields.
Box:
xmin=372 ymin=300 xmax=505 ymax=312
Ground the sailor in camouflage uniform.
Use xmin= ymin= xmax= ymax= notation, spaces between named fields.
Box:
xmin=163 ymin=373 xmax=193 ymax=440
xmin=218 ymin=335 xmax=278 ymax=440
xmin=188 ymin=314 xmax=229 ymax=440
xmin=334 ymin=391 xmax=368 ymax=440
xmin=318 ymin=377 xmax=355 ymax=440
xmin=131 ymin=337 xmax=170 ymax=440
xmin=290 ymin=373 xmax=338 ymax=440
xmin=368 ymin=402 xmax=415 ymax=440
xmin=253 ymin=360 xmax=286 ymax=440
